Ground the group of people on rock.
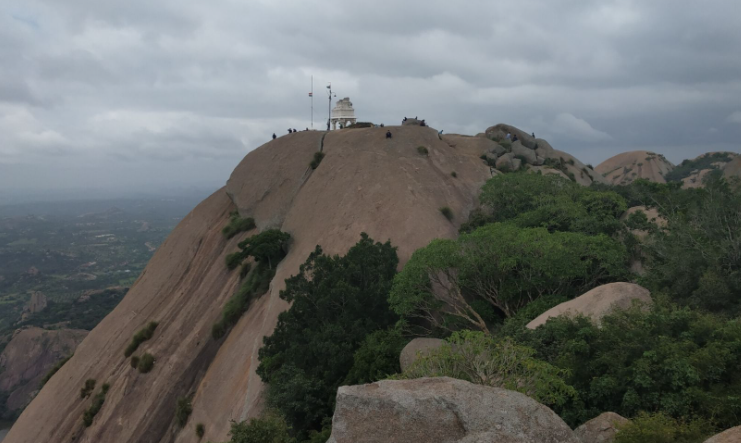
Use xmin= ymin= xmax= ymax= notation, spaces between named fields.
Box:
xmin=505 ymin=131 xmax=536 ymax=143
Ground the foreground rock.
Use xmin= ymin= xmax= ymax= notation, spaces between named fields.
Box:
xmin=704 ymin=425 xmax=741 ymax=443
xmin=328 ymin=377 xmax=580 ymax=443
xmin=527 ymin=283 xmax=652 ymax=329
xmin=704 ymin=426 xmax=741 ymax=443
xmin=0 ymin=327 xmax=87 ymax=418
xmin=574 ymin=412 xmax=629 ymax=443
xmin=399 ymin=338 xmax=444 ymax=372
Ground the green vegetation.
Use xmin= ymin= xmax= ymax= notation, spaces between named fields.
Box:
xmin=390 ymin=222 xmax=626 ymax=332
xmin=309 ymin=152 xmax=325 ymax=170
xmin=82 ymin=383 xmax=110 ymax=427
xmin=130 ymin=356 xmax=139 ymax=368
xmin=39 ymin=354 xmax=72 ymax=388
xmin=225 ymin=411 xmax=295 ymax=443
xmin=417 ymin=146 xmax=429 ymax=156
xmin=196 ymin=423 xmax=205 ymax=438
xmin=215 ymin=230 xmax=289 ymax=339
xmin=124 ymin=321 xmax=159 ymax=357
xmin=664 ymin=152 xmax=733 ymax=183
xmin=439 ymin=206 xmax=453 ymax=221
xmin=397 ymin=331 xmax=575 ymax=407
xmin=344 ymin=328 xmax=407 ymax=385
xmin=223 ymin=211 xmax=257 ymax=239
xmin=80 ymin=378 xmax=96 ymax=399
xmin=137 ymin=353 xmax=155 ymax=373
xmin=175 ymin=396 xmax=193 ymax=427
xmin=257 ymin=234 xmax=398 ymax=438
xmin=614 ymin=412 xmax=714 ymax=443
xmin=450 ymin=171 xmax=457 ymax=178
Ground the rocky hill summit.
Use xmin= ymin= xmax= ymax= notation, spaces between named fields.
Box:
xmin=7 ymin=123 xmax=587 ymax=443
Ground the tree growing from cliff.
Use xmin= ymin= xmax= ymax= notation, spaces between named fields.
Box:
xmin=257 ymin=233 xmax=399 ymax=437
xmin=226 ymin=229 xmax=290 ymax=270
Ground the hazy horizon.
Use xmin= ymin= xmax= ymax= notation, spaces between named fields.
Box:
xmin=2 ymin=0 xmax=740 ymax=195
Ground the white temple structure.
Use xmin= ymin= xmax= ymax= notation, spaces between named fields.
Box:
xmin=330 ymin=97 xmax=357 ymax=130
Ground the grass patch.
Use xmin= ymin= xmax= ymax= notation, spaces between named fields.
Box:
xmin=440 ymin=207 xmax=454 ymax=221
xmin=176 ymin=396 xmax=193 ymax=427
xmin=82 ymin=383 xmax=110 ymax=427
xmin=40 ymin=354 xmax=72 ymax=388
xmin=450 ymin=171 xmax=457 ymax=178
xmin=417 ymin=146 xmax=429 ymax=156
xmin=222 ymin=211 xmax=256 ymax=239
xmin=137 ymin=353 xmax=155 ymax=373
xmin=196 ymin=423 xmax=205 ymax=438
xmin=124 ymin=321 xmax=159 ymax=357
xmin=310 ymin=152 xmax=325 ymax=169
xmin=80 ymin=379 xmax=96 ymax=399
xmin=212 ymin=263 xmax=276 ymax=339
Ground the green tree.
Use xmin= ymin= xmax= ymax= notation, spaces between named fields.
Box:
xmin=390 ymin=223 xmax=627 ymax=332
xmin=614 ymin=412 xmax=714 ymax=443
xmin=257 ymin=233 xmax=399 ymax=437
xmin=227 ymin=229 xmax=290 ymax=270
xmin=226 ymin=411 xmax=295 ymax=443
xmin=517 ymin=300 xmax=741 ymax=428
xmin=397 ymin=330 xmax=577 ymax=408
xmin=344 ymin=328 xmax=408 ymax=385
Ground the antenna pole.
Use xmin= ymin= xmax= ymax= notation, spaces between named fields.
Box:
xmin=327 ymin=83 xmax=332 ymax=131
xmin=311 ymin=76 xmax=313 ymax=129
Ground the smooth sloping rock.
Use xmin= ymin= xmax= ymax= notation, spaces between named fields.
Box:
xmin=328 ymin=377 xmax=580 ymax=443
xmin=399 ymin=338 xmax=444 ymax=372
xmin=574 ymin=412 xmax=629 ymax=443
xmin=723 ymin=156 xmax=741 ymax=180
xmin=596 ymin=151 xmax=674 ymax=185
xmin=704 ymin=426 xmax=741 ymax=443
xmin=527 ymin=283 xmax=652 ymax=329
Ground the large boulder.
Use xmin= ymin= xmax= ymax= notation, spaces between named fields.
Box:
xmin=526 ymin=283 xmax=652 ymax=329
xmin=485 ymin=124 xmax=538 ymax=150
xmin=704 ymin=426 xmax=741 ymax=443
xmin=574 ymin=412 xmax=629 ymax=443
xmin=328 ymin=377 xmax=580 ymax=443
xmin=512 ymin=141 xmax=538 ymax=165
xmin=496 ymin=152 xmax=515 ymax=171
xmin=399 ymin=338 xmax=445 ymax=372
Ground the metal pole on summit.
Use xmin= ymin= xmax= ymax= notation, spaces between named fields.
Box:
xmin=311 ymin=76 xmax=313 ymax=129
xmin=327 ymin=83 xmax=332 ymax=131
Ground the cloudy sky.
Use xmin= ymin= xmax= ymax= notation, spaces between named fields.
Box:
xmin=1 ymin=0 xmax=740 ymax=201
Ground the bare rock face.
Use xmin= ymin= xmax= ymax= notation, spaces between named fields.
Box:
xmin=328 ymin=377 xmax=580 ymax=443
xmin=574 ymin=412 xmax=629 ymax=443
xmin=526 ymin=283 xmax=652 ymax=329
xmin=399 ymin=338 xmax=444 ymax=372
xmin=723 ymin=156 xmax=741 ymax=181
xmin=704 ymin=426 xmax=741 ymax=443
xmin=0 ymin=327 xmax=87 ymax=416
xmin=596 ymin=151 xmax=674 ymax=185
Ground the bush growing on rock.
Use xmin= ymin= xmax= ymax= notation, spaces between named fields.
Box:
xmin=195 ymin=423 xmax=205 ymax=438
xmin=124 ymin=321 xmax=159 ymax=357
xmin=397 ymin=330 xmax=576 ymax=408
xmin=439 ymin=206 xmax=453 ymax=220
xmin=257 ymin=233 xmax=399 ymax=438
xmin=417 ymin=146 xmax=429 ymax=156
xmin=213 ymin=260 xmax=276 ymax=339
xmin=222 ymin=211 xmax=256 ymax=239
xmin=82 ymin=383 xmax=109 ymax=427
xmin=137 ymin=353 xmax=155 ymax=373
xmin=225 ymin=410 xmax=295 ymax=443
xmin=175 ymin=396 xmax=193 ymax=427
xmin=130 ymin=356 xmax=139 ymax=369
xmin=80 ymin=379 xmax=96 ymax=399
xmin=309 ymin=152 xmax=325 ymax=169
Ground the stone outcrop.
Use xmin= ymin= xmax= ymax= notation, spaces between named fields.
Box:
xmin=481 ymin=124 xmax=604 ymax=185
xmin=22 ymin=292 xmax=47 ymax=319
xmin=704 ymin=426 xmax=741 ymax=443
xmin=574 ymin=412 xmax=629 ymax=443
xmin=399 ymin=338 xmax=444 ymax=372
xmin=327 ymin=377 xmax=580 ymax=443
xmin=0 ymin=327 xmax=87 ymax=417
xmin=526 ymin=283 xmax=652 ymax=329
xmin=596 ymin=150 xmax=674 ymax=185
xmin=723 ymin=156 xmax=741 ymax=181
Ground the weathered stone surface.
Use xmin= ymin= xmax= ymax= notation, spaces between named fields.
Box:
xmin=527 ymin=283 xmax=652 ymax=329
xmin=704 ymin=426 xmax=741 ymax=443
xmin=574 ymin=412 xmax=629 ymax=443
xmin=485 ymin=124 xmax=537 ymax=149
xmin=723 ymin=156 xmax=741 ymax=181
xmin=496 ymin=152 xmax=515 ymax=170
xmin=328 ymin=377 xmax=580 ymax=443
xmin=527 ymin=165 xmax=570 ymax=180
xmin=512 ymin=141 xmax=538 ymax=164
xmin=399 ymin=338 xmax=444 ymax=372
xmin=511 ymin=158 xmax=522 ymax=171
xmin=595 ymin=151 xmax=674 ymax=186
xmin=489 ymin=143 xmax=506 ymax=157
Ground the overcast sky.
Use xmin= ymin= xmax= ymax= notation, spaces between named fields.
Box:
xmin=1 ymin=0 xmax=740 ymax=201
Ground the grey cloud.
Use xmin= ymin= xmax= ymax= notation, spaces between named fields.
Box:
xmin=1 ymin=0 xmax=740 ymax=196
